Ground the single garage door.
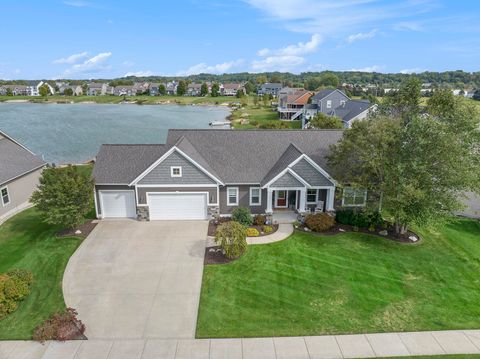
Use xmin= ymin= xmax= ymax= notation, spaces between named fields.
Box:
xmin=148 ymin=193 xmax=207 ymax=220
xmin=100 ymin=191 xmax=136 ymax=218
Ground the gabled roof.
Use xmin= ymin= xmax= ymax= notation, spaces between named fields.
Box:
xmin=334 ymin=100 xmax=373 ymax=123
xmin=0 ymin=130 xmax=46 ymax=186
xmin=311 ymin=89 xmax=349 ymax=101
xmin=261 ymin=143 xmax=303 ymax=186
xmin=286 ymin=90 xmax=313 ymax=105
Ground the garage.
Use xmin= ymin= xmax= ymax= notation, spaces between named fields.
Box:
xmin=99 ymin=191 xmax=136 ymax=218
xmin=148 ymin=193 xmax=207 ymax=220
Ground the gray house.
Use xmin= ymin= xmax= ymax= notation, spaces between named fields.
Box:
xmin=91 ymin=129 xmax=361 ymax=221
xmin=0 ymin=130 xmax=46 ymax=224
xmin=258 ymin=83 xmax=283 ymax=97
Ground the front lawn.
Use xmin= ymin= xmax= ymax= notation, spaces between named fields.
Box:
xmin=0 ymin=208 xmax=83 ymax=339
xmin=196 ymin=218 xmax=480 ymax=338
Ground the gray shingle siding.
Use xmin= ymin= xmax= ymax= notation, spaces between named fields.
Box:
xmin=270 ymin=172 xmax=304 ymax=188
xmin=137 ymin=186 xmax=217 ymax=205
xmin=313 ymin=91 xmax=350 ymax=114
xmin=292 ymin=159 xmax=334 ymax=186
xmin=138 ymin=151 xmax=216 ymax=185
xmin=219 ymin=185 xmax=266 ymax=215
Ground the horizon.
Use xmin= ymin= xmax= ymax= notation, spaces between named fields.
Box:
xmin=1 ymin=1 xmax=479 ymax=80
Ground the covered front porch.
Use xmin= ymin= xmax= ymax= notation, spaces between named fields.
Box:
xmin=265 ymin=187 xmax=335 ymax=215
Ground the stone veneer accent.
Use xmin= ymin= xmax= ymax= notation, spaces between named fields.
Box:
xmin=137 ymin=206 xmax=149 ymax=221
xmin=208 ymin=206 xmax=219 ymax=219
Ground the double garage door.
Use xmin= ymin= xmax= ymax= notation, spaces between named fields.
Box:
xmin=99 ymin=190 xmax=207 ymax=220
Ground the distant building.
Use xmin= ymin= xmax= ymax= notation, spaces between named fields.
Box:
xmin=187 ymin=83 xmax=203 ymax=96
xmin=221 ymin=83 xmax=245 ymax=96
xmin=58 ymin=84 xmax=83 ymax=96
xmin=277 ymin=89 xmax=314 ymax=120
xmin=258 ymin=83 xmax=283 ymax=97
xmin=26 ymin=81 xmax=55 ymax=96
xmin=87 ymin=83 xmax=108 ymax=96
xmin=113 ymin=86 xmax=136 ymax=96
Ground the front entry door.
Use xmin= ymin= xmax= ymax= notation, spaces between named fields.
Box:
xmin=276 ymin=190 xmax=287 ymax=207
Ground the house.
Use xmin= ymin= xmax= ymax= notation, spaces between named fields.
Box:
xmin=58 ymin=84 xmax=83 ymax=96
xmin=91 ymin=129 xmax=364 ymax=221
xmin=187 ymin=83 xmax=203 ymax=96
xmin=87 ymin=83 xmax=108 ymax=96
xmin=277 ymin=89 xmax=314 ymax=120
xmin=26 ymin=81 xmax=55 ymax=96
xmin=0 ymin=85 xmax=29 ymax=96
xmin=132 ymin=82 xmax=149 ymax=95
xmin=221 ymin=83 xmax=245 ymax=96
xmin=258 ymin=83 xmax=283 ymax=97
xmin=166 ymin=81 xmax=178 ymax=95
xmin=149 ymin=83 xmax=163 ymax=96
xmin=113 ymin=86 xmax=136 ymax=96
xmin=303 ymin=89 xmax=376 ymax=128
xmin=0 ymin=130 xmax=46 ymax=224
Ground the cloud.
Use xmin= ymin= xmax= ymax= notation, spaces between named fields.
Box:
xmin=53 ymin=51 xmax=89 ymax=64
xmin=176 ymin=60 xmax=244 ymax=76
xmin=122 ymin=60 xmax=134 ymax=67
xmin=394 ymin=21 xmax=424 ymax=32
xmin=346 ymin=29 xmax=377 ymax=43
xmin=349 ymin=65 xmax=384 ymax=73
xmin=63 ymin=52 xmax=112 ymax=76
xmin=252 ymin=55 xmax=305 ymax=72
xmin=257 ymin=34 xmax=322 ymax=56
xmin=400 ymin=68 xmax=424 ymax=74
xmin=124 ymin=70 xmax=154 ymax=77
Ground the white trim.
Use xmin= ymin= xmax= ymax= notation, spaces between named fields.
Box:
xmin=226 ymin=187 xmax=239 ymax=206
xmin=225 ymin=183 xmax=260 ymax=185
xmin=306 ymin=188 xmax=318 ymax=204
xmin=262 ymin=167 xmax=310 ymax=189
xmin=170 ymin=166 xmax=182 ymax=177
xmin=146 ymin=192 xmax=208 ymax=220
xmin=287 ymin=169 xmax=311 ymax=188
xmin=274 ymin=190 xmax=288 ymax=208
xmin=294 ymin=154 xmax=337 ymax=186
xmin=98 ymin=189 xmax=136 ymax=219
xmin=249 ymin=187 xmax=262 ymax=206
xmin=341 ymin=187 xmax=367 ymax=207
xmin=1 ymin=186 xmax=11 ymax=206
xmin=0 ymin=164 xmax=46 ymax=187
xmin=129 ymin=146 xmax=224 ymax=186
xmin=93 ymin=188 xmax=99 ymax=218
xmin=135 ymin=184 xmax=218 ymax=188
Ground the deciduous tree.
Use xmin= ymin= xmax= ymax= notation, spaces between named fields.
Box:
xmin=309 ymin=113 xmax=343 ymax=129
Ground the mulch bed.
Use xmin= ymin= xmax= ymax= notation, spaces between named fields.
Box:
xmin=57 ymin=220 xmax=97 ymax=239
xmin=208 ymin=219 xmax=279 ymax=237
xmin=297 ymin=223 xmax=420 ymax=244
xmin=204 ymin=246 xmax=239 ymax=265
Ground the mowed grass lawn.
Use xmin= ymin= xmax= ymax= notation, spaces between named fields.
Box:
xmin=197 ymin=218 xmax=480 ymax=338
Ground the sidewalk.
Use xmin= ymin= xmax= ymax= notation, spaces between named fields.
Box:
xmin=246 ymin=223 xmax=293 ymax=245
xmin=2 ymin=329 xmax=480 ymax=359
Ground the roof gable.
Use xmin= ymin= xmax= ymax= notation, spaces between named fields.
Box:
xmin=291 ymin=158 xmax=334 ymax=186
xmin=270 ymin=171 xmax=304 ymax=188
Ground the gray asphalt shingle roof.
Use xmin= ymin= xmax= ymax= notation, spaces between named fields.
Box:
xmin=0 ymin=131 xmax=46 ymax=185
xmin=334 ymin=100 xmax=372 ymax=123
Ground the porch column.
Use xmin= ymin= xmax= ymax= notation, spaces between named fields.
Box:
xmin=299 ymin=188 xmax=306 ymax=213
xmin=326 ymin=187 xmax=335 ymax=211
xmin=266 ymin=188 xmax=273 ymax=213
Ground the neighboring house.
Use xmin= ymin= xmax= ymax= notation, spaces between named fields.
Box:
xmin=133 ymin=82 xmax=149 ymax=95
xmin=26 ymin=81 xmax=55 ymax=96
xmin=149 ymin=83 xmax=163 ymax=96
xmin=0 ymin=85 xmax=29 ymax=96
xmin=277 ymin=89 xmax=314 ymax=120
xmin=91 ymin=129 xmax=366 ymax=221
xmin=87 ymin=82 xmax=108 ymax=96
xmin=0 ymin=130 xmax=46 ymax=224
xmin=222 ymin=83 xmax=245 ymax=96
xmin=258 ymin=83 xmax=283 ymax=97
xmin=166 ymin=81 xmax=178 ymax=95
xmin=58 ymin=85 xmax=83 ymax=96
xmin=113 ymin=86 xmax=136 ymax=96
xmin=303 ymin=89 xmax=376 ymax=128
xmin=187 ymin=83 xmax=203 ymax=96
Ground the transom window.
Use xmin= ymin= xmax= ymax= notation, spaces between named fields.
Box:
xmin=227 ymin=187 xmax=239 ymax=206
xmin=170 ymin=166 xmax=182 ymax=177
xmin=306 ymin=189 xmax=317 ymax=203
xmin=1 ymin=187 xmax=10 ymax=206
xmin=342 ymin=187 xmax=367 ymax=207
xmin=250 ymin=187 xmax=261 ymax=206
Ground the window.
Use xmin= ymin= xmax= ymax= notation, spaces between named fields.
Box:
xmin=1 ymin=187 xmax=10 ymax=206
xmin=340 ymin=100 xmax=346 ymax=106
xmin=326 ymin=100 xmax=332 ymax=109
xmin=170 ymin=166 xmax=182 ymax=177
xmin=249 ymin=187 xmax=261 ymax=206
xmin=342 ymin=187 xmax=367 ymax=207
xmin=306 ymin=189 xmax=317 ymax=203
xmin=227 ymin=187 xmax=239 ymax=206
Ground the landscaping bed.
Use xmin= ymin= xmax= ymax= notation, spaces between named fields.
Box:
xmin=204 ymin=246 xmax=238 ymax=265
xmin=208 ymin=218 xmax=278 ymax=237
xmin=57 ymin=219 xmax=98 ymax=239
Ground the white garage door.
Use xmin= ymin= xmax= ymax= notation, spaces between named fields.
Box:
xmin=100 ymin=191 xmax=136 ymax=218
xmin=148 ymin=193 xmax=207 ymax=220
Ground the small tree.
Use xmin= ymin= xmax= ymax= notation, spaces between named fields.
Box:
xmin=81 ymin=83 xmax=88 ymax=95
xmin=200 ymin=82 xmax=209 ymax=96
xmin=158 ymin=84 xmax=166 ymax=96
xmin=214 ymin=221 xmax=247 ymax=259
xmin=262 ymin=94 xmax=270 ymax=107
xmin=176 ymin=80 xmax=186 ymax=96
xmin=211 ymin=83 xmax=220 ymax=97
xmin=236 ymin=89 xmax=245 ymax=98
xmin=31 ymin=166 xmax=94 ymax=229
xmin=232 ymin=206 xmax=253 ymax=226
xmin=309 ymin=113 xmax=343 ymax=129
xmin=64 ymin=88 xmax=73 ymax=96
xmin=5 ymin=88 xmax=13 ymax=96
xmin=244 ymin=81 xmax=255 ymax=94
xmin=39 ymin=84 xmax=50 ymax=97
xmin=253 ymin=95 xmax=259 ymax=107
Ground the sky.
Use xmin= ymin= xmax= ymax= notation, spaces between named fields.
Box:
xmin=0 ymin=0 xmax=479 ymax=80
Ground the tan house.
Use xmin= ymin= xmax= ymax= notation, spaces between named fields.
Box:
xmin=0 ymin=130 xmax=46 ymax=224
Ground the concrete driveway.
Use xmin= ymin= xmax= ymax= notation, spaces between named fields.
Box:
xmin=63 ymin=220 xmax=208 ymax=340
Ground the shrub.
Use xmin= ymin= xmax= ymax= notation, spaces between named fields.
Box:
xmin=33 ymin=307 xmax=86 ymax=342
xmin=232 ymin=207 xmax=253 ymax=226
xmin=336 ymin=209 xmax=383 ymax=229
xmin=246 ymin=227 xmax=260 ymax=237
xmin=250 ymin=120 xmax=259 ymax=127
xmin=305 ymin=213 xmax=336 ymax=232
xmin=0 ymin=270 xmax=33 ymax=320
xmin=214 ymin=221 xmax=248 ymax=259
xmin=253 ymin=214 xmax=267 ymax=226
xmin=262 ymin=225 xmax=273 ymax=233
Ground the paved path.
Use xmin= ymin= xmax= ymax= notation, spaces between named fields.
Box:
xmin=63 ymin=220 xmax=208 ymax=339
xmin=246 ymin=224 xmax=293 ymax=245
xmin=2 ymin=330 xmax=480 ymax=358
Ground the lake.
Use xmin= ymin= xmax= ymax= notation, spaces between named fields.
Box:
xmin=0 ymin=103 xmax=229 ymax=164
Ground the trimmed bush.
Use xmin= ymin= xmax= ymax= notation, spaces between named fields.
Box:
xmin=0 ymin=269 xmax=33 ymax=320
xmin=246 ymin=227 xmax=260 ymax=237
xmin=215 ymin=221 xmax=248 ymax=259
xmin=262 ymin=225 xmax=273 ymax=233
xmin=336 ymin=209 xmax=383 ymax=229
xmin=305 ymin=213 xmax=336 ymax=232
xmin=253 ymin=214 xmax=267 ymax=226
xmin=232 ymin=207 xmax=253 ymax=226
xmin=33 ymin=307 xmax=86 ymax=342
